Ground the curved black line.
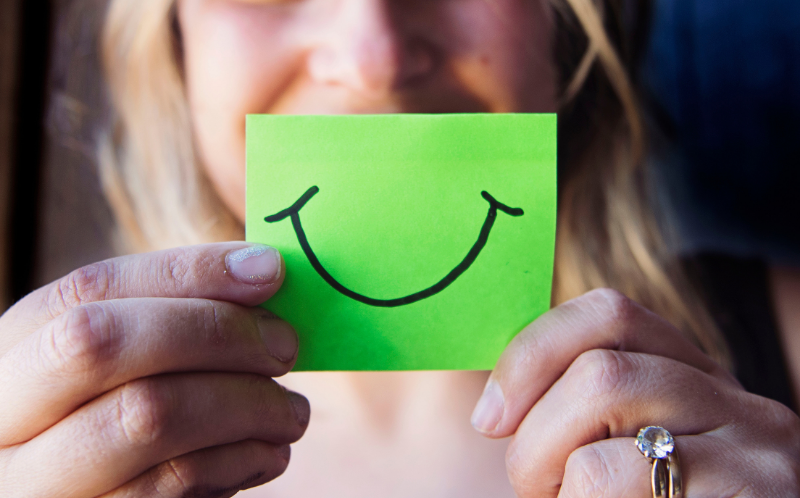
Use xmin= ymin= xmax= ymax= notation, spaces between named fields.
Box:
xmin=265 ymin=186 xmax=524 ymax=307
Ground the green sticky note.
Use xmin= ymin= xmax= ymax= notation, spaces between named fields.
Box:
xmin=246 ymin=114 xmax=556 ymax=371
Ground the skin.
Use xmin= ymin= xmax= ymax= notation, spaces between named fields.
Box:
xmin=0 ymin=243 xmax=310 ymax=497
xmin=0 ymin=0 xmax=798 ymax=496
xmin=773 ymin=267 xmax=800 ymax=404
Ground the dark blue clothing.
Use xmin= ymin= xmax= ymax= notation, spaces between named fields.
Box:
xmin=643 ymin=0 xmax=800 ymax=264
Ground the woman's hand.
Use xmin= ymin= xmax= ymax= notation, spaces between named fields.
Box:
xmin=472 ymin=289 xmax=800 ymax=497
xmin=0 ymin=243 xmax=309 ymax=498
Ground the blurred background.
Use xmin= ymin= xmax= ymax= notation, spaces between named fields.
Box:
xmin=1 ymin=0 xmax=114 ymax=311
xmin=0 ymin=0 xmax=799 ymax=311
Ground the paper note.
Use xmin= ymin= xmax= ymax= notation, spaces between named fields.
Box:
xmin=246 ymin=114 xmax=556 ymax=371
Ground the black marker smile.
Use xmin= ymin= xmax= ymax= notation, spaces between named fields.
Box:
xmin=265 ymin=187 xmax=524 ymax=307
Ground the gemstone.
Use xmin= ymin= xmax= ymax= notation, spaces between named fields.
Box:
xmin=636 ymin=426 xmax=674 ymax=459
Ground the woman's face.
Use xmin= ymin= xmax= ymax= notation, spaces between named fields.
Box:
xmin=177 ymin=0 xmax=558 ymax=221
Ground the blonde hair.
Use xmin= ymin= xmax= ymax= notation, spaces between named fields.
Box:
xmin=99 ymin=0 xmax=730 ymax=366
xmin=100 ymin=0 xmax=241 ymax=251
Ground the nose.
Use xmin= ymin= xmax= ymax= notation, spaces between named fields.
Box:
xmin=307 ymin=0 xmax=436 ymax=98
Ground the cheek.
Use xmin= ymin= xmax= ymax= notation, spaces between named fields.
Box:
xmin=181 ymin=3 xmax=303 ymax=220
xmin=438 ymin=0 xmax=557 ymax=113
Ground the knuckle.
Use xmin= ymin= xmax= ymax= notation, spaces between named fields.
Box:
xmin=42 ymin=303 xmax=120 ymax=376
xmin=567 ymin=349 xmax=630 ymax=403
xmin=761 ymin=398 xmax=800 ymax=455
xmin=153 ymin=458 xmax=199 ymax=497
xmin=771 ymin=400 xmax=800 ymax=433
xmin=513 ymin=328 xmax=552 ymax=374
xmin=195 ymin=299 xmax=232 ymax=349
xmin=47 ymin=262 xmax=114 ymax=315
xmin=114 ymin=379 xmax=173 ymax=448
xmin=158 ymin=248 xmax=190 ymax=291
xmin=165 ymin=248 xmax=192 ymax=289
xmin=561 ymin=445 xmax=613 ymax=498
xmin=153 ymin=452 xmax=278 ymax=498
xmin=583 ymin=288 xmax=639 ymax=328
xmin=159 ymin=246 xmax=217 ymax=292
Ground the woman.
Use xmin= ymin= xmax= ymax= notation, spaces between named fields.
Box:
xmin=1 ymin=0 xmax=798 ymax=496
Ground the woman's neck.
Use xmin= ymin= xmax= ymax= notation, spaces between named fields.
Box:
xmin=244 ymin=370 xmax=515 ymax=497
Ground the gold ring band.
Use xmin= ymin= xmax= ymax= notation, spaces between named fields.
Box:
xmin=667 ymin=451 xmax=683 ymax=498
xmin=650 ymin=452 xmax=682 ymax=498
xmin=651 ymin=458 xmax=667 ymax=498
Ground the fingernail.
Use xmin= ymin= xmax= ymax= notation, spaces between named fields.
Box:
xmin=226 ymin=245 xmax=281 ymax=285
xmin=257 ymin=315 xmax=298 ymax=363
xmin=471 ymin=380 xmax=504 ymax=434
xmin=285 ymin=389 xmax=310 ymax=427
xmin=278 ymin=444 xmax=291 ymax=462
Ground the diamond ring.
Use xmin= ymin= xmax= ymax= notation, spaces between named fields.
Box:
xmin=636 ymin=426 xmax=683 ymax=498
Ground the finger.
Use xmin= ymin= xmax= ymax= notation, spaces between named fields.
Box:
xmin=551 ymin=433 xmax=790 ymax=498
xmin=100 ymin=440 xmax=291 ymax=498
xmin=5 ymin=373 xmax=309 ymax=498
xmin=557 ymin=438 xmax=650 ymax=498
xmin=506 ymin=350 xmax=762 ymax=496
xmin=0 ymin=298 xmax=298 ymax=446
xmin=472 ymin=289 xmax=737 ymax=437
xmin=0 ymin=242 xmax=285 ymax=354
xmin=667 ymin=430 xmax=800 ymax=498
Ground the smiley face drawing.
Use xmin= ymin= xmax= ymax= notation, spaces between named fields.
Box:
xmin=246 ymin=114 xmax=556 ymax=371
xmin=265 ymin=186 xmax=524 ymax=307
